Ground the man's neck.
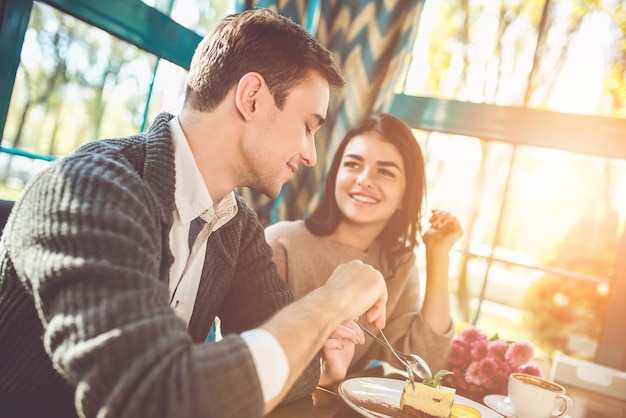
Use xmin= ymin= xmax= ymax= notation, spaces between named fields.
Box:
xmin=178 ymin=104 xmax=241 ymax=201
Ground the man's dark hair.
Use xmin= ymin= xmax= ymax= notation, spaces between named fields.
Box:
xmin=185 ymin=8 xmax=344 ymax=111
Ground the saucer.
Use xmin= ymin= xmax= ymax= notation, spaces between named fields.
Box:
xmin=483 ymin=394 xmax=572 ymax=418
xmin=483 ymin=395 xmax=516 ymax=418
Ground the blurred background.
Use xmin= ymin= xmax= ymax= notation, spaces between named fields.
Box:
xmin=1 ymin=0 xmax=625 ymax=374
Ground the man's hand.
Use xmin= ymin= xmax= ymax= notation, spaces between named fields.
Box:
xmin=322 ymin=260 xmax=387 ymax=329
xmin=260 ymin=260 xmax=386 ymax=413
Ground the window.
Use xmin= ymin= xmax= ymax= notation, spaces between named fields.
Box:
xmin=412 ymin=129 xmax=622 ymax=361
xmin=0 ymin=0 xmax=234 ymax=197
xmin=141 ymin=0 xmax=235 ymax=36
xmin=1 ymin=0 xmax=624 ymax=371
xmin=395 ymin=0 xmax=626 ymax=369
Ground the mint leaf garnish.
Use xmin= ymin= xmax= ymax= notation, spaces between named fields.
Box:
xmin=422 ymin=369 xmax=454 ymax=388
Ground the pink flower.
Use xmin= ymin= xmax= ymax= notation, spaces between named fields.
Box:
xmin=445 ymin=326 xmax=543 ymax=395
xmin=470 ymin=339 xmax=488 ymax=360
xmin=459 ymin=326 xmax=489 ymax=345
xmin=491 ymin=360 xmax=513 ymax=394
xmin=464 ymin=357 xmax=496 ymax=387
xmin=505 ymin=341 xmax=534 ymax=368
xmin=476 ymin=357 xmax=499 ymax=385
xmin=518 ymin=363 xmax=544 ymax=378
xmin=464 ymin=361 xmax=483 ymax=386
xmin=496 ymin=359 xmax=513 ymax=377
xmin=488 ymin=340 xmax=508 ymax=361
xmin=447 ymin=339 xmax=471 ymax=368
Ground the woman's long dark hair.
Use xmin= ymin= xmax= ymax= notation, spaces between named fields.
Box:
xmin=305 ymin=112 xmax=426 ymax=279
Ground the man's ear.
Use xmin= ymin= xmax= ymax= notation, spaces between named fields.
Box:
xmin=235 ymin=72 xmax=263 ymax=121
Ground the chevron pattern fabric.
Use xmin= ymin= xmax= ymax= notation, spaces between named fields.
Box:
xmin=237 ymin=0 xmax=424 ymax=225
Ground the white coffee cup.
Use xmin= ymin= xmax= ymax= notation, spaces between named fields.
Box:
xmin=508 ymin=372 xmax=572 ymax=418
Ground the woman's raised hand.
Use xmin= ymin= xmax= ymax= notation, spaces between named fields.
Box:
xmin=422 ymin=210 xmax=463 ymax=251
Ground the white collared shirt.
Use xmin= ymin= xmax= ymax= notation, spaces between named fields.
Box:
xmin=167 ymin=117 xmax=237 ymax=323
xmin=167 ymin=117 xmax=288 ymax=402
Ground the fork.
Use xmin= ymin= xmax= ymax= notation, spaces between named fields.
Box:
xmin=377 ymin=328 xmax=417 ymax=384
xmin=356 ymin=322 xmax=433 ymax=381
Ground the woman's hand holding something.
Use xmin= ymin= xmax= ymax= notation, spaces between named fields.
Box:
xmin=318 ymin=320 xmax=364 ymax=387
xmin=421 ymin=210 xmax=462 ymax=334
xmin=422 ymin=210 xmax=463 ymax=252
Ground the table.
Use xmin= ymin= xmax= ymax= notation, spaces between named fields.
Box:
xmin=561 ymin=382 xmax=626 ymax=418
xmin=267 ymin=365 xmax=400 ymax=418
xmin=266 ymin=365 xmax=626 ymax=418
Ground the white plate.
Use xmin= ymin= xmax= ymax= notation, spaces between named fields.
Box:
xmin=483 ymin=394 xmax=572 ymax=418
xmin=338 ymin=377 xmax=505 ymax=417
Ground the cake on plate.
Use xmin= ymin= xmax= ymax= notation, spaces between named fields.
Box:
xmin=399 ymin=370 xmax=456 ymax=418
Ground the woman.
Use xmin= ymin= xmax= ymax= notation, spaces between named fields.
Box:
xmin=265 ymin=112 xmax=463 ymax=385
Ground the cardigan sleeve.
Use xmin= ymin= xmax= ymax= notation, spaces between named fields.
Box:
xmin=6 ymin=150 xmax=265 ymax=418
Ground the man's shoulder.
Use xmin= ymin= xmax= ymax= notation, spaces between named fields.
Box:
xmin=21 ymin=130 xmax=172 ymax=211
xmin=72 ymin=133 xmax=146 ymax=157
xmin=70 ymin=112 xmax=174 ymax=161
xmin=42 ymin=137 xmax=149 ymax=190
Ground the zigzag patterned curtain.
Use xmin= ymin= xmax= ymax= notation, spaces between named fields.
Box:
xmin=236 ymin=0 xmax=425 ymax=225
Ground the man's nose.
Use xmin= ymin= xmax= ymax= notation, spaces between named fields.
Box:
xmin=301 ymin=139 xmax=317 ymax=167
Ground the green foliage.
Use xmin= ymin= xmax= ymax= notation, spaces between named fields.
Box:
xmin=422 ymin=369 xmax=454 ymax=388
xmin=522 ymin=203 xmax=617 ymax=359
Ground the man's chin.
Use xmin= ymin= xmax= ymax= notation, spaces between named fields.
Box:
xmin=244 ymin=175 xmax=288 ymax=199
xmin=255 ymin=184 xmax=283 ymax=199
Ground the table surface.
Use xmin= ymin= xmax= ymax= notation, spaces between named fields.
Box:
xmin=266 ymin=366 xmax=626 ymax=418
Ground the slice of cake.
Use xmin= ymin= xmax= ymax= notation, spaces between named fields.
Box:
xmin=399 ymin=370 xmax=456 ymax=418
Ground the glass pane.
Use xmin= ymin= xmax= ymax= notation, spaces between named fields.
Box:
xmin=501 ymin=147 xmax=623 ymax=279
xmin=146 ymin=58 xmax=188 ymax=122
xmin=495 ymin=147 xmax=621 ymax=360
xmin=139 ymin=0 xmax=175 ymax=15
xmin=3 ymin=2 xmax=158 ymax=193
xmin=0 ymin=154 xmax=51 ymax=200
xmin=405 ymin=0 xmax=625 ymax=118
xmin=140 ymin=0 xmax=235 ymax=35
xmin=414 ymin=129 xmax=626 ymax=362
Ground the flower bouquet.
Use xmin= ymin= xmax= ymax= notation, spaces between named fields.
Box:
xmin=442 ymin=326 xmax=543 ymax=400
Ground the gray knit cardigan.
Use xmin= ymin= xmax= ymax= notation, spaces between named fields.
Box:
xmin=0 ymin=113 xmax=318 ymax=418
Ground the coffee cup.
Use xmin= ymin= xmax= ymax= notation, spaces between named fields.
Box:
xmin=507 ymin=373 xmax=572 ymax=418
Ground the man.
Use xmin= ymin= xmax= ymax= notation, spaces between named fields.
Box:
xmin=0 ymin=8 xmax=387 ymax=418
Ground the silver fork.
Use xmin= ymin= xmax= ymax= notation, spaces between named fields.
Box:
xmin=377 ymin=328 xmax=417 ymax=384
xmin=356 ymin=322 xmax=433 ymax=381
